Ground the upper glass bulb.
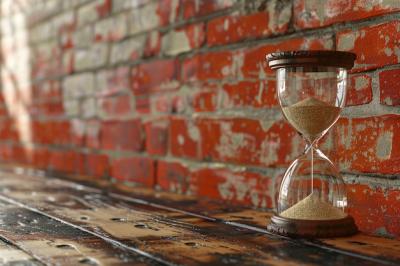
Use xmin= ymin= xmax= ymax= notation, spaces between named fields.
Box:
xmin=277 ymin=67 xmax=347 ymax=143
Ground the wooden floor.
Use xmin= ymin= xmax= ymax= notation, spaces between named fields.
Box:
xmin=0 ymin=166 xmax=398 ymax=265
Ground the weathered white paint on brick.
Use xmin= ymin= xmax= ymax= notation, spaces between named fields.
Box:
xmin=129 ymin=2 xmax=159 ymax=35
xmin=73 ymin=25 xmax=94 ymax=48
xmin=71 ymin=119 xmax=86 ymax=138
xmin=94 ymin=13 xmax=128 ymax=41
xmin=63 ymin=0 xmax=92 ymax=10
xmin=63 ymin=73 xmax=95 ymax=99
xmin=27 ymin=0 xmax=62 ymax=23
xmin=217 ymin=172 xmax=260 ymax=205
xmin=109 ymin=36 xmax=146 ymax=64
xmin=216 ymin=122 xmax=256 ymax=159
xmin=112 ymin=0 xmax=150 ymax=13
xmin=77 ymin=0 xmax=102 ymax=27
xmin=162 ymin=30 xmax=191 ymax=56
xmin=29 ymin=23 xmax=52 ymax=44
xmin=376 ymin=131 xmax=393 ymax=159
xmin=95 ymin=67 xmax=129 ymax=97
xmin=337 ymin=32 xmax=358 ymax=51
xmin=354 ymin=76 xmax=369 ymax=91
xmin=81 ymin=98 xmax=97 ymax=118
xmin=51 ymin=10 xmax=74 ymax=33
xmin=267 ymin=0 xmax=292 ymax=32
xmin=74 ymin=43 xmax=109 ymax=70
xmin=63 ymin=100 xmax=80 ymax=117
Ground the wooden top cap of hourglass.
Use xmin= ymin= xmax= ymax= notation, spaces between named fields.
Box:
xmin=266 ymin=50 xmax=356 ymax=70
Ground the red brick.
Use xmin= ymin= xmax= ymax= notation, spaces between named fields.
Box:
xmin=0 ymin=144 xmax=14 ymax=163
xmin=152 ymin=93 xmax=176 ymax=114
xmin=0 ymin=105 xmax=8 ymax=119
xmin=0 ymin=144 xmax=29 ymax=165
xmin=49 ymin=150 xmax=85 ymax=174
xmin=222 ymin=80 xmax=278 ymax=109
xmin=379 ymin=68 xmax=400 ymax=106
xmin=135 ymin=96 xmax=151 ymax=114
xmin=184 ymin=23 xmax=205 ymax=50
xmin=0 ymin=119 xmax=18 ymax=141
xmin=294 ymin=0 xmax=400 ymax=29
xmin=157 ymin=0 xmax=180 ymax=25
xmin=197 ymin=118 xmax=302 ymax=167
xmin=169 ymin=117 xmax=200 ymax=159
xmin=85 ymin=153 xmax=110 ymax=178
xmin=334 ymin=115 xmax=400 ymax=174
xmin=10 ymin=145 xmax=28 ymax=165
xmin=32 ymin=80 xmax=61 ymax=100
xmin=174 ymin=93 xmax=193 ymax=114
xmin=241 ymin=36 xmax=334 ymax=78
xmin=96 ymin=67 xmax=130 ymax=97
xmin=181 ymin=0 xmax=235 ymax=19
xmin=85 ymin=120 xmax=101 ymax=149
xmin=101 ymin=119 xmax=144 ymax=151
xmin=192 ymin=90 xmax=218 ymax=112
xmin=111 ymin=156 xmax=155 ymax=187
xmin=145 ymin=118 xmax=169 ymax=156
xmin=131 ymin=59 xmax=179 ymax=94
xmin=29 ymin=101 xmax=64 ymax=117
xmin=0 ymin=105 xmax=8 ymax=118
xmin=346 ymin=73 xmax=373 ymax=106
xmin=96 ymin=0 xmax=112 ymax=17
xmin=70 ymin=119 xmax=85 ymax=146
xmin=33 ymin=121 xmax=71 ymax=145
xmin=31 ymin=46 xmax=63 ymax=80
xmin=337 ymin=21 xmax=400 ymax=72
xmin=157 ymin=160 xmax=190 ymax=193
xmin=97 ymin=94 xmax=133 ymax=119
xmin=348 ymin=183 xmax=400 ymax=237
xmin=32 ymin=147 xmax=51 ymax=169
xmin=190 ymin=167 xmax=273 ymax=208
xmin=182 ymin=51 xmax=236 ymax=82
xmin=207 ymin=11 xmax=289 ymax=46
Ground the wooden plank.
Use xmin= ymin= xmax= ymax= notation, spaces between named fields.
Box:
xmin=0 ymin=198 xmax=161 ymax=265
xmin=0 ymin=237 xmax=42 ymax=265
xmin=48 ymin=169 xmax=400 ymax=265
xmin=0 ymin=170 xmax=393 ymax=266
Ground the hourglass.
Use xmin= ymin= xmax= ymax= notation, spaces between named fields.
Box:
xmin=266 ymin=51 xmax=358 ymax=238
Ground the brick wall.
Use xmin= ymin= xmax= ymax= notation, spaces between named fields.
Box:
xmin=0 ymin=0 xmax=399 ymax=238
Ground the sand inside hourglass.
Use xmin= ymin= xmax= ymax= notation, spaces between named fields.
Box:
xmin=281 ymin=97 xmax=345 ymax=220
xmin=282 ymin=97 xmax=341 ymax=142
xmin=280 ymin=193 xmax=347 ymax=220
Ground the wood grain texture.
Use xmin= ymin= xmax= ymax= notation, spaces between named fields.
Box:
xmin=0 ymin=166 xmax=398 ymax=266
xmin=0 ymin=236 xmax=42 ymax=265
xmin=0 ymin=199 xmax=160 ymax=265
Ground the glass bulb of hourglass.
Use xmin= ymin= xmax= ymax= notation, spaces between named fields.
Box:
xmin=276 ymin=65 xmax=348 ymax=220
xmin=277 ymin=146 xmax=347 ymax=220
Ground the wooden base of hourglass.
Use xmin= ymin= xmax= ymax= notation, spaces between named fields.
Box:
xmin=267 ymin=215 xmax=358 ymax=238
